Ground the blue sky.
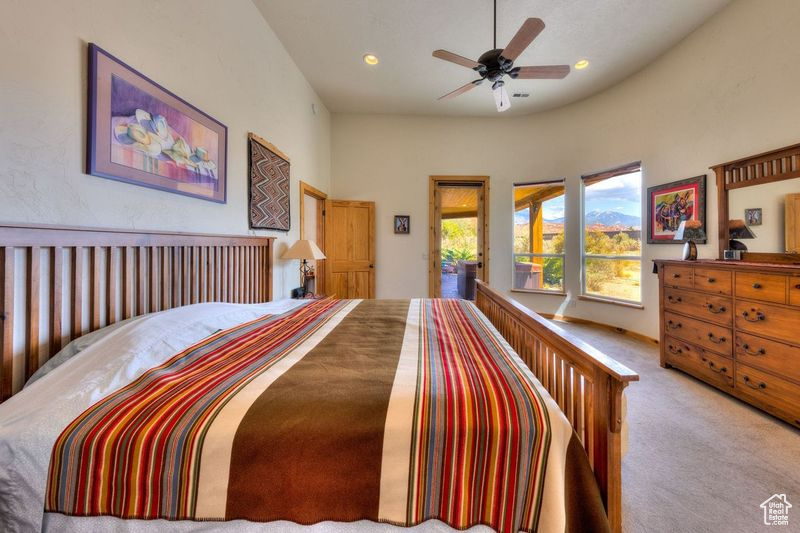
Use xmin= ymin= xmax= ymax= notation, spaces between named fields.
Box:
xmin=514 ymin=172 xmax=642 ymax=223
xmin=584 ymin=171 xmax=642 ymax=218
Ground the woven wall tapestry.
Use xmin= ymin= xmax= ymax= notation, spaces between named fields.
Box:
xmin=249 ymin=133 xmax=290 ymax=231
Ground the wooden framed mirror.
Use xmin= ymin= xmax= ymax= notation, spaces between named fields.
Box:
xmin=711 ymin=142 xmax=800 ymax=263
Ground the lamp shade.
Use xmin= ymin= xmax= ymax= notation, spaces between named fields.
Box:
xmin=728 ymin=219 xmax=756 ymax=239
xmin=281 ymin=239 xmax=326 ymax=260
xmin=674 ymin=220 xmax=706 ymax=241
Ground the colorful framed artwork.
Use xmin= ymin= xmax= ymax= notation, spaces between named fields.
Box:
xmin=394 ymin=215 xmax=410 ymax=234
xmin=87 ymin=43 xmax=227 ymax=203
xmin=745 ymin=208 xmax=762 ymax=226
xmin=647 ymin=175 xmax=706 ymax=244
xmin=249 ymin=133 xmax=290 ymax=231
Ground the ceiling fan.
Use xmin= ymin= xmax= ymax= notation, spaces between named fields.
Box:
xmin=432 ymin=0 xmax=570 ymax=112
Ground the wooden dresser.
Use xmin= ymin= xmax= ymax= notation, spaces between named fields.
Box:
xmin=655 ymin=259 xmax=800 ymax=429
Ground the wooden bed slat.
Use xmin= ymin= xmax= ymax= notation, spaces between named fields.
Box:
xmin=72 ymin=247 xmax=84 ymax=339
xmin=51 ymin=247 xmax=63 ymax=354
xmin=2 ymin=248 xmax=14 ymax=400
xmin=26 ymin=247 xmax=40 ymax=379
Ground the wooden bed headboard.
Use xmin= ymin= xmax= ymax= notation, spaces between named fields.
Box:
xmin=0 ymin=223 xmax=275 ymax=401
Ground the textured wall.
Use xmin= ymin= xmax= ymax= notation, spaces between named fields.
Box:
xmin=0 ymin=0 xmax=331 ymax=298
xmin=331 ymin=0 xmax=800 ymax=338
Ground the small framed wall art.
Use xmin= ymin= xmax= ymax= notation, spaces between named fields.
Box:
xmin=647 ymin=175 xmax=706 ymax=244
xmin=394 ymin=215 xmax=410 ymax=234
xmin=249 ymin=133 xmax=290 ymax=231
xmin=745 ymin=208 xmax=762 ymax=226
xmin=87 ymin=43 xmax=227 ymax=203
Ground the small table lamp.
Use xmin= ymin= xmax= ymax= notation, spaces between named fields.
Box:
xmin=728 ymin=219 xmax=757 ymax=251
xmin=281 ymin=239 xmax=326 ymax=297
xmin=674 ymin=220 xmax=706 ymax=261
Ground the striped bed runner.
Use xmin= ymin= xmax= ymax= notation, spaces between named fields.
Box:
xmin=46 ymin=298 xmax=558 ymax=533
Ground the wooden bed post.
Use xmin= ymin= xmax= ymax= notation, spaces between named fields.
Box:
xmin=474 ymin=280 xmax=637 ymax=533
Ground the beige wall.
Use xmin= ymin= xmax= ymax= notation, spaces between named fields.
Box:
xmin=331 ymin=0 xmax=800 ymax=338
xmin=0 ymin=0 xmax=331 ymax=299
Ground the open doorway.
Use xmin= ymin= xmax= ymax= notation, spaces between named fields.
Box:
xmin=429 ymin=176 xmax=490 ymax=299
xmin=299 ymin=181 xmax=327 ymax=296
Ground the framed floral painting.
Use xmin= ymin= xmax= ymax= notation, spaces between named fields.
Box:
xmin=647 ymin=175 xmax=706 ymax=243
xmin=87 ymin=43 xmax=227 ymax=202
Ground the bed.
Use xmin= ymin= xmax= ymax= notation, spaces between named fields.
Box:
xmin=0 ymin=224 xmax=638 ymax=533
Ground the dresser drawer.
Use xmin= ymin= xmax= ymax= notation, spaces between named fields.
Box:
xmin=664 ymin=336 xmax=733 ymax=389
xmin=735 ymin=332 xmax=800 ymax=384
xmin=663 ymin=265 xmax=693 ymax=289
xmin=790 ymin=277 xmax=800 ymax=306
xmin=664 ymin=311 xmax=732 ymax=356
xmin=734 ymin=300 xmax=800 ymax=344
xmin=693 ymin=268 xmax=731 ymax=295
xmin=736 ymin=364 xmax=800 ymax=426
xmin=663 ymin=288 xmax=732 ymax=326
xmin=735 ymin=272 xmax=786 ymax=304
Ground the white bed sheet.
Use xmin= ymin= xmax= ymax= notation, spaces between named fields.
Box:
xmin=0 ymin=300 xmax=497 ymax=533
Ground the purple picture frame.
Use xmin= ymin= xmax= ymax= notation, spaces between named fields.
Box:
xmin=87 ymin=43 xmax=227 ymax=203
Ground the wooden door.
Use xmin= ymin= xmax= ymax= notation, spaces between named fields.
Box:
xmin=324 ymin=200 xmax=375 ymax=298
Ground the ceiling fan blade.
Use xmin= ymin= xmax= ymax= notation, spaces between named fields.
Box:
xmin=500 ymin=18 xmax=545 ymax=62
xmin=438 ymin=80 xmax=482 ymax=100
xmin=432 ymin=49 xmax=480 ymax=69
xmin=514 ymin=65 xmax=570 ymax=79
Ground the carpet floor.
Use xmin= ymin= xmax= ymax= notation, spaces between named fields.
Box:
xmin=553 ymin=321 xmax=800 ymax=533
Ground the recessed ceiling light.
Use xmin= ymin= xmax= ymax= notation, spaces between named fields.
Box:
xmin=574 ymin=59 xmax=589 ymax=70
xmin=363 ymin=54 xmax=379 ymax=66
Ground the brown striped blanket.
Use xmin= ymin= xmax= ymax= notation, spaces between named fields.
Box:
xmin=45 ymin=298 xmax=608 ymax=533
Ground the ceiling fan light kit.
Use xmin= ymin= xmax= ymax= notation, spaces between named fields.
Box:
xmin=432 ymin=0 xmax=570 ymax=112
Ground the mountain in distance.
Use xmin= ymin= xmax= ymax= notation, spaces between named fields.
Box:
xmin=545 ymin=210 xmax=641 ymax=228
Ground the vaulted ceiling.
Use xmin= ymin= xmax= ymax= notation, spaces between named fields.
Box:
xmin=254 ymin=0 xmax=731 ymax=116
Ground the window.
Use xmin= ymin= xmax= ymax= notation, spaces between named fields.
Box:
xmin=581 ymin=163 xmax=642 ymax=303
xmin=513 ymin=180 xmax=565 ymax=292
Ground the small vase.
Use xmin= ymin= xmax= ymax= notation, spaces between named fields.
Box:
xmin=682 ymin=240 xmax=697 ymax=261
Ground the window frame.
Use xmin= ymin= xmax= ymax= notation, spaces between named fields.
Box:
xmin=511 ymin=179 xmax=566 ymax=295
xmin=579 ymin=164 xmax=643 ymax=306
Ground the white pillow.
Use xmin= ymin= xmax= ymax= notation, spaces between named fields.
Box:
xmin=25 ymin=316 xmax=141 ymax=387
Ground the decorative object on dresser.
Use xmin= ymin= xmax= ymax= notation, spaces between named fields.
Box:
xmin=248 ymin=133 xmax=290 ymax=231
xmin=728 ymin=219 xmax=756 ymax=252
xmin=674 ymin=220 xmax=705 ymax=260
xmin=655 ymin=259 xmax=800 ymax=429
xmin=394 ymin=215 xmax=410 ymax=234
xmin=87 ymin=44 xmax=227 ymax=203
xmin=281 ymin=239 xmax=326 ymax=298
xmin=647 ymin=175 xmax=706 ymax=244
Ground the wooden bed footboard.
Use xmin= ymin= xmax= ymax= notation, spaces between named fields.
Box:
xmin=475 ymin=281 xmax=638 ymax=533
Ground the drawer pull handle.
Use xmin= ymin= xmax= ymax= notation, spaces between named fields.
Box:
xmin=667 ymin=320 xmax=682 ymax=329
xmin=707 ymin=333 xmax=726 ymax=344
xmin=742 ymin=376 xmax=767 ymax=390
xmin=667 ymin=295 xmax=682 ymax=303
xmin=705 ymin=360 xmax=727 ymax=374
xmin=741 ymin=343 xmax=766 ymax=356
xmin=795 ymin=284 xmax=800 ymax=290
xmin=707 ymin=277 xmax=716 ymax=283
xmin=741 ymin=310 xmax=765 ymax=322
xmin=752 ymin=283 xmax=762 ymax=289
xmin=672 ymin=273 xmax=681 ymax=278
xmin=667 ymin=345 xmax=683 ymax=355
xmin=706 ymin=304 xmax=726 ymax=314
